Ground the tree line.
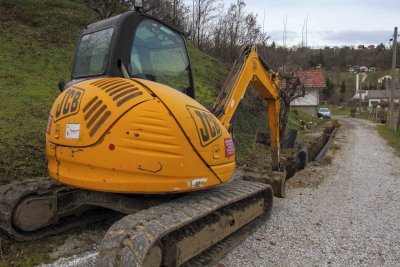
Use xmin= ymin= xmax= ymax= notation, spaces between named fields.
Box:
xmin=84 ymin=0 xmax=398 ymax=71
xmin=84 ymin=0 xmax=268 ymax=63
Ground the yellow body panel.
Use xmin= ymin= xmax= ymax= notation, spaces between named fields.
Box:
xmin=47 ymin=78 xmax=153 ymax=147
xmin=135 ymin=79 xmax=235 ymax=167
xmin=46 ymin=78 xmax=235 ymax=193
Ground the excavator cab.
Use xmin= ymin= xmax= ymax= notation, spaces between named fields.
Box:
xmin=46 ymin=11 xmax=236 ymax=194
xmin=64 ymin=11 xmax=195 ymax=99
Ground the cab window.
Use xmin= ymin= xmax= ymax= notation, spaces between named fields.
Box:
xmin=130 ymin=20 xmax=190 ymax=93
xmin=73 ymin=28 xmax=114 ymax=77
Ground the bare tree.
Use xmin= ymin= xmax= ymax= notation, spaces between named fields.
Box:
xmin=189 ymin=0 xmax=221 ymax=48
xmin=84 ymin=0 xmax=124 ymax=19
xmin=142 ymin=0 xmax=190 ymax=29
xmin=279 ymin=72 xmax=305 ymax=141
xmin=243 ymin=13 xmax=268 ymax=46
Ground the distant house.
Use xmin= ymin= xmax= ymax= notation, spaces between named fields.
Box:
xmin=281 ymin=70 xmax=327 ymax=115
xmin=378 ymin=75 xmax=400 ymax=89
xmin=352 ymin=75 xmax=400 ymax=107
xmin=358 ymin=45 xmax=365 ymax=49
xmin=364 ymin=90 xmax=400 ymax=108
xmin=368 ymin=45 xmax=375 ymax=49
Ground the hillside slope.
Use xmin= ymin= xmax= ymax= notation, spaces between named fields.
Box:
xmin=0 ymin=0 xmax=230 ymax=182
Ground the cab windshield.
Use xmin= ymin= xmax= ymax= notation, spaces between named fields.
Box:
xmin=129 ymin=20 xmax=191 ymax=92
xmin=73 ymin=28 xmax=114 ymax=77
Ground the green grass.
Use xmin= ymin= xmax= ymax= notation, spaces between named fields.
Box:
xmin=0 ymin=0 xmax=90 ymax=182
xmin=233 ymin=101 xmax=269 ymax=164
xmin=187 ymin=43 xmax=230 ymax=109
xmin=319 ymin=104 xmax=350 ymax=115
xmin=376 ymin=125 xmax=400 ymax=154
xmin=288 ymin=109 xmax=317 ymax=130
xmin=0 ymin=236 xmax=64 ymax=267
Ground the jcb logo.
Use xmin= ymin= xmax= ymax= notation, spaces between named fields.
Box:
xmin=187 ymin=106 xmax=222 ymax=147
xmin=54 ymin=87 xmax=84 ymax=122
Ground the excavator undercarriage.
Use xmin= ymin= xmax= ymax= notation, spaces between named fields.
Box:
xmin=1 ymin=177 xmax=273 ymax=266
xmin=97 ymin=180 xmax=273 ymax=267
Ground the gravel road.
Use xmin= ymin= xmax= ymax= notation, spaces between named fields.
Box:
xmin=221 ymin=117 xmax=400 ymax=266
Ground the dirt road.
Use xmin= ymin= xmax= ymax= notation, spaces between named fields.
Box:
xmin=222 ymin=117 xmax=400 ymax=266
xmin=43 ymin=117 xmax=400 ymax=266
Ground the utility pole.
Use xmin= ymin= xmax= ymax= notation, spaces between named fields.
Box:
xmin=390 ymin=26 xmax=397 ymax=129
xmin=356 ymin=73 xmax=361 ymax=109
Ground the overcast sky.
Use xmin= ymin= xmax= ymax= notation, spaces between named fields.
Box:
xmin=224 ymin=0 xmax=398 ymax=48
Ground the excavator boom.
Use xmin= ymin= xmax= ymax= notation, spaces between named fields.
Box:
xmin=212 ymin=45 xmax=281 ymax=170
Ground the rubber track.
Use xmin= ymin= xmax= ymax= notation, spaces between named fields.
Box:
xmin=0 ymin=177 xmax=114 ymax=241
xmin=182 ymin=201 xmax=268 ymax=267
xmin=97 ymin=180 xmax=273 ymax=266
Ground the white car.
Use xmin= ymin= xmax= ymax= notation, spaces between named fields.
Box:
xmin=318 ymin=108 xmax=331 ymax=119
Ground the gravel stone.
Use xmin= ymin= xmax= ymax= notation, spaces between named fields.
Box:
xmin=221 ymin=117 xmax=400 ymax=266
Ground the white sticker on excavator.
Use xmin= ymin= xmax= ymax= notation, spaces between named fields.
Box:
xmin=191 ymin=178 xmax=208 ymax=188
xmin=65 ymin=123 xmax=80 ymax=139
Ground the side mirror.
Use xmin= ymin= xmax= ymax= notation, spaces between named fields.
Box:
xmin=58 ymin=80 xmax=66 ymax=92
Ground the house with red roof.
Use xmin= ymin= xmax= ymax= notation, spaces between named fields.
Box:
xmin=289 ymin=70 xmax=327 ymax=115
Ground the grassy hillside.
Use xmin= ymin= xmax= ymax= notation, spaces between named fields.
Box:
xmin=377 ymin=125 xmax=400 ymax=154
xmin=0 ymin=0 xmax=96 ymax=182
xmin=0 ymin=0 xmax=231 ymax=182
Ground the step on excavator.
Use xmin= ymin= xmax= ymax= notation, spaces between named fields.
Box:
xmin=0 ymin=3 xmax=286 ymax=266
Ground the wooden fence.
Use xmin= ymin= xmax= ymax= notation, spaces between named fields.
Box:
xmin=358 ymin=109 xmax=388 ymax=124
xmin=358 ymin=108 xmax=400 ymax=134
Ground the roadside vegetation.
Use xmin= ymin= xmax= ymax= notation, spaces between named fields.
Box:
xmin=376 ymin=125 xmax=400 ymax=154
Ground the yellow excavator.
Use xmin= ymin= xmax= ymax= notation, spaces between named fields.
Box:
xmin=0 ymin=4 xmax=286 ymax=266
